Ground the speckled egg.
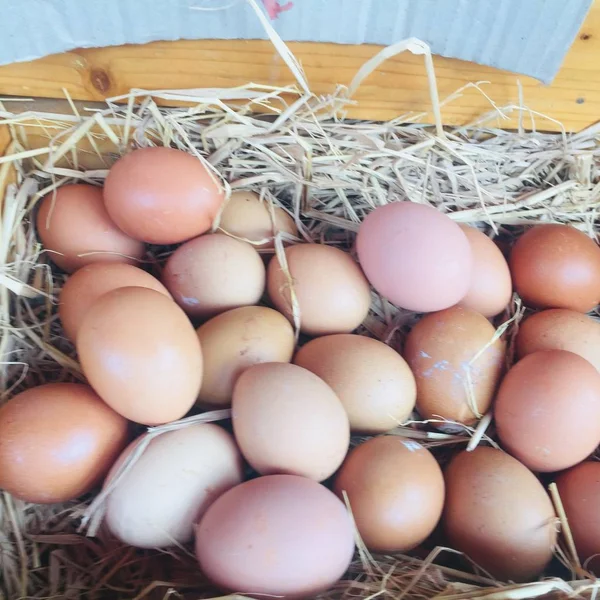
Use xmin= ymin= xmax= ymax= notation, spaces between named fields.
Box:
xmin=404 ymin=305 xmax=505 ymax=426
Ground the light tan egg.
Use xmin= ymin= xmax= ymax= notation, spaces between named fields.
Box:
xmin=294 ymin=334 xmax=416 ymax=433
xmin=162 ymin=233 xmax=266 ymax=320
xmin=267 ymin=243 xmax=371 ymax=336
xmin=232 ymin=362 xmax=350 ymax=481
xmin=218 ymin=191 xmax=298 ymax=249
xmin=197 ymin=306 xmax=295 ymax=407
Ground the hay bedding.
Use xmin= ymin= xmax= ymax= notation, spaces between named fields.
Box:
xmin=1 ymin=7 xmax=600 ymax=600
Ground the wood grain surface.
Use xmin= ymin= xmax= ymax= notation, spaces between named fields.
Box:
xmin=0 ymin=3 xmax=598 ymax=131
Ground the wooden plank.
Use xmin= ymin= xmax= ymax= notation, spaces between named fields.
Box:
xmin=0 ymin=4 xmax=598 ymax=132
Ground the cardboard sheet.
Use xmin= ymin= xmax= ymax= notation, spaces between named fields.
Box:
xmin=1 ymin=0 xmax=593 ymax=83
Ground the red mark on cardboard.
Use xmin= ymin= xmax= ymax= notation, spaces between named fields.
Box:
xmin=262 ymin=0 xmax=293 ymax=19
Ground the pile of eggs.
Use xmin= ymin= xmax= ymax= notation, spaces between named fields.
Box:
xmin=3 ymin=145 xmax=600 ymax=595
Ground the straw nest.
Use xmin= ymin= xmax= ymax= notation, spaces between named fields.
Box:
xmin=2 ymin=12 xmax=600 ymax=600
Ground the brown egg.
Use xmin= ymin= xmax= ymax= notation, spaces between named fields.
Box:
xmin=36 ymin=184 xmax=144 ymax=272
xmin=104 ymin=147 xmax=224 ymax=244
xmin=197 ymin=306 xmax=295 ymax=407
xmin=495 ymin=350 xmax=600 ymax=472
xmin=218 ymin=191 xmax=298 ymax=249
xmin=196 ymin=474 xmax=354 ymax=598
xmin=334 ymin=436 xmax=444 ymax=552
xmin=516 ymin=309 xmax=600 ymax=372
xmin=556 ymin=461 xmax=600 ymax=573
xmin=0 ymin=383 xmax=129 ymax=503
xmin=404 ymin=305 xmax=505 ymax=426
xmin=77 ymin=287 xmax=203 ymax=425
xmin=510 ymin=224 xmax=600 ymax=312
xmin=232 ymin=363 xmax=350 ymax=481
xmin=59 ymin=263 xmax=171 ymax=342
xmin=443 ymin=447 xmax=556 ymax=582
xmin=163 ymin=233 xmax=265 ymax=319
xmin=356 ymin=202 xmax=472 ymax=312
xmin=294 ymin=334 xmax=416 ymax=433
xmin=105 ymin=424 xmax=243 ymax=548
xmin=267 ymin=244 xmax=371 ymax=336
xmin=459 ymin=225 xmax=512 ymax=317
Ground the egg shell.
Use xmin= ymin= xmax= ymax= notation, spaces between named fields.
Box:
xmin=356 ymin=202 xmax=472 ymax=312
xmin=218 ymin=191 xmax=298 ymax=249
xmin=59 ymin=263 xmax=171 ymax=342
xmin=195 ymin=474 xmax=355 ymax=598
xmin=516 ymin=308 xmax=600 ymax=372
xmin=105 ymin=423 xmax=243 ymax=548
xmin=232 ymin=362 xmax=350 ymax=481
xmin=404 ymin=305 xmax=505 ymax=425
xmin=555 ymin=461 xmax=600 ymax=573
xmin=163 ymin=233 xmax=266 ymax=319
xmin=36 ymin=184 xmax=145 ymax=273
xmin=510 ymin=224 xmax=600 ymax=312
xmin=104 ymin=147 xmax=224 ymax=244
xmin=197 ymin=306 xmax=295 ymax=407
xmin=77 ymin=287 xmax=203 ymax=425
xmin=443 ymin=447 xmax=556 ymax=582
xmin=334 ymin=436 xmax=444 ymax=552
xmin=495 ymin=350 xmax=600 ymax=472
xmin=0 ymin=383 xmax=129 ymax=503
xmin=459 ymin=225 xmax=512 ymax=317
xmin=294 ymin=334 xmax=416 ymax=433
xmin=267 ymin=243 xmax=371 ymax=336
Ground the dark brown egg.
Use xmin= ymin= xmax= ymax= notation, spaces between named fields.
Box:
xmin=333 ymin=436 xmax=444 ymax=552
xmin=36 ymin=184 xmax=144 ymax=272
xmin=555 ymin=461 xmax=600 ymax=573
xmin=0 ymin=383 xmax=129 ymax=503
xmin=495 ymin=350 xmax=600 ymax=472
xmin=443 ymin=447 xmax=556 ymax=582
xmin=510 ymin=224 xmax=600 ymax=312
xmin=104 ymin=147 xmax=224 ymax=244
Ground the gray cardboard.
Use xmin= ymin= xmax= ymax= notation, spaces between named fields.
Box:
xmin=0 ymin=0 xmax=593 ymax=83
